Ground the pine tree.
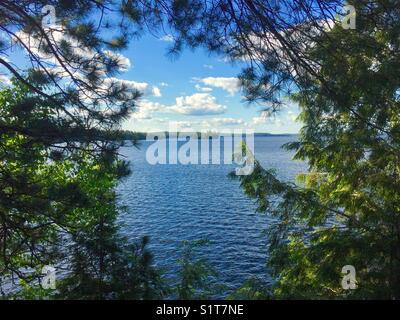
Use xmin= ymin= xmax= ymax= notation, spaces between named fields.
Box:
xmin=0 ymin=1 xmax=163 ymax=298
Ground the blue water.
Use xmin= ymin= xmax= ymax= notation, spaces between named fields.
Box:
xmin=117 ymin=135 xmax=307 ymax=296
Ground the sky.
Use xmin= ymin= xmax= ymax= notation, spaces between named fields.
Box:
xmin=117 ymin=33 xmax=301 ymax=134
xmin=0 ymin=28 xmax=301 ymax=134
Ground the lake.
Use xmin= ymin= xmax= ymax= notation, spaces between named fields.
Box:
xmin=117 ymin=135 xmax=307 ymax=297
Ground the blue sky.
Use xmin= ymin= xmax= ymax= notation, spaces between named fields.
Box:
xmin=0 ymin=30 xmax=301 ymax=134
xmin=119 ymin=34 xmax=301 ymax=134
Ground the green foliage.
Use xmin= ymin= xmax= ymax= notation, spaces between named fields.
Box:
xmin=5 ymin=279 xmax=56 ymax=300
xmin=0 ymin=1 xmax=146 ymax=154
xmin=0 ymin=1 xmax=165 ymax=298
xmin=0 ymin=81 xmax=73 ymax=284
xmin=227 ymin=277 xmax=271 ymax=300
xmin=175 ymin=239 xmax=220 ymax=300
xmin=232 ymin=1 xmax=400 ymax=299
xmin=0 ymin=82 xmax=164 ymax=299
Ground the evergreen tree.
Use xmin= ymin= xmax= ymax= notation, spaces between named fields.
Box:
xmin=236 ymin=2 xmax=400 ymax=298
xmin=175 ymin=240 xmax=218 ymax=300
xmin=0 ymin=1 xmax=161 ymax=297
xmin=0 ymin=0 xmax=144 ymax=146
xmin=0 ymin=82 xmax=165 ymax=299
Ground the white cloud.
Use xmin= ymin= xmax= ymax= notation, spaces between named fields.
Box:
xmin=15 ymin=27 xmax=132 ymax=76
xmin=117 ymin=79 xmax=148 ymax=91
xmin=252 ymin=110 xmax=273 ymax=125
xmin=197 ymin=77 xmax=240 ymax=95
xmin=195 ymin=84 xmax=213 ymax=92
xmin=159 ymin=34 xmax=174 ymax=42
xmin=167 ymin=117 xmax=247 ymax=131
xmin=131 ymin=100 xmax=165 ymax=120
xmin=211 ymin=117 xmax=246 ymax=126
xmin=203 ymin=64 xmax=214 ymax=69
xmin=106 ymin=78 xmax=161 ymax=98
xmin=228 ymin=20 xmax=336 ymax=75
xmin=253 ymin=115 xmax=284 ymax=127
xmin=252 ymin=101 xmax=300 ymax=127
xmin=129 ymin=93 xmax=228 ymax=121
xmin=252 ymin=116 xmax=266 ymax=125
xmin=0 ymin=74 xmax=11 ymax=86
xmin=152 ymin=86 xmax=162 ymax=97
xmin=159 ymin=82 xmax=169 ymax=87
xmin=132 ymin=110 xmax=152 ymax=120
xmin=169 ymin=93 xmax=226 ymax=115
xmin=103 ymin=50 xmax=131 ymax=72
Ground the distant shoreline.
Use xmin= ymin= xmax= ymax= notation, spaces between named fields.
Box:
xmin=119 ymin=130 xmax=298 ymax=141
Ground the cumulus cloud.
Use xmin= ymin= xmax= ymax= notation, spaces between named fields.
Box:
xmin=195 ymin=84 xmax=213 ymax=92
xmin=169 ymin=93 xmax=226 ymax=115
xmin=130 ymin=92 xmax=227 ymax=120
xmin=131 ymin=100 xmax=165 ymax=120
xmin=106 ymin=78 xmax=162 ymax=98
xmin=196 ymin=77 xmax=240 ymax=95
xmin=132 ymin=110 xmax=152 ymax=120
xmin=117 ymin=79 xmax=148 ymax=91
